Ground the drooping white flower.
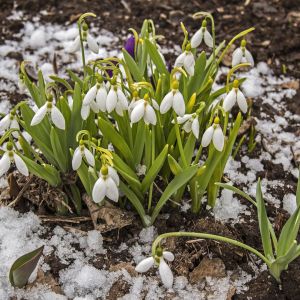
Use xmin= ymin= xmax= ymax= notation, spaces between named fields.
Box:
xmin=135 ymin=250 xmax=175 ymax=288
xmin=0 ymin=143 xmax=28 ymax=177
xmin=72 ymin=142 xmax=95 ymax=170
xmin=0 ymin=112 xmax=20 ymax=138
xmin=175 ymin=47 xmax=195 ymax=76
xmin=191 ymin=20 xmax=213 ymax=48
xmin=31 ymin=97 xmax=65 ymax=130
xmin=130 ymin=95 xmax=157 ymax=125
xmin=223 ymin=80 xmax=248 ymax=113
xmin=160 ymin=80 xmax=185 ymax=117
xmin=92 ymin=165 xmax=119 ymax=203
xmin=232 ymin=39 xmax=254 ymax=67
xmin=106 ymin=86 xmax=128 ymax=116
xmin=175 ymin=113 xmax=199 ymax=138
xmin=68 ymin=24 xmax=99 ymax=54
xmin=201 ymin=117 xmax=224 ymax=151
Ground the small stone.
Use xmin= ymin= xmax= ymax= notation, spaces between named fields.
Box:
xmin=189 ymin=256 xmax=226 ymax=283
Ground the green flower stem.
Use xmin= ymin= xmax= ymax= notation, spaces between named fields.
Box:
xmin=223 ymin=112 xmax=229 ymax=135
xmin=148 ymin=127 xmax=156 ymax=212
xmin=151 ymin=232 xmax=270 ymax=267
xmin=173 ymin=112 xmax=188 ymax=168
xmin=78 ymin=22 xmax=86 ymax=76
xmin=193 ymin=145 xmax=203 ymax=165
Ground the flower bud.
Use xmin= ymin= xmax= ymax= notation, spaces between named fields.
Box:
xmin=101 ymin=165 xmax=109 ymax=176
xmin=82 ymin=22 xmax=88 ymax=32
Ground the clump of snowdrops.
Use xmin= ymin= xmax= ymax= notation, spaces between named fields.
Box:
xmin=0 ymin=12 xmax=255 ymax=225
xmin=137 ymin=172 xmax=300 ymax=288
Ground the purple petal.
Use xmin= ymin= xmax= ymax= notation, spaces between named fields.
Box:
xmin=124 ymin=35 xmax=135 ymax=58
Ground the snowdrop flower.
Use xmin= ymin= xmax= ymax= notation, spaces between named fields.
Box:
xmin=81 ymin=81 xmax=108 ymax=120
xmin=106 ymin=84 xmax=129 ymax=116
xmin=0 ymin=112 xmax=20 ymax=138
xmin=135 ymin=249 xmax=175 ymax=288
xmin=0 ymin=142 xmax=28 ymax=177
xmin=92 ymin=165 xmax=119 ymax=204
xmin=31 ymin=95 xmax=65 ymax=130
xmin=201 ymin=117 xmax=224 ymax=151
xmin=130 ymin=94 xmax=157 ymax=125
xmin=191 ymin=19 xmax=213 ymax=48
xmin=232 ymin=39 xmax=254 ymax=67
xmin=174 ymin=44 xmax=195 ymax=76
xmin=72 ymin=141 xmax=95 ymax=170
xmin=175 ymin=113 xmax=199 ymax=139
xmin=223 ymin=80 xmax=248 ymax=113
xmin=160 ymin=80 xmax=185 ymax=117
xmin=69 ymin=22 xmax=99 ymax=54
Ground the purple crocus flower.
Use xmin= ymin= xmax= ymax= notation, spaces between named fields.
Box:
xmin=124 ymin=35 xmax=135 ymax=58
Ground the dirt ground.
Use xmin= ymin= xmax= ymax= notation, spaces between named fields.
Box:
xmin=1 ymin=0 xmax=300 ymax=299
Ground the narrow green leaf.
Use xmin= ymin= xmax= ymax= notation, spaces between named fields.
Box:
xmin=141 ymin=144 xmax=169 ymax=193
xmin=9 ymin=246 xmax=44 ymax=288
xmin=122 ymin=49 xmax=144 ymax=82
xmin=151 ymin=165 xmax=198 ymax=223
xmin=256 ymin=179 xmax=274 ymax=259
xmin=133 ymin=121 xmax=146 ymax=165
xmin=69 ymin=184 xmax=82 ymax=214
xmin=50 ymin=127 xmax=68 ymax=172
xmin=168 ymin=154 xmax=183 ymax=175
xmin=50 ymin=75 xmax=73 ymax=90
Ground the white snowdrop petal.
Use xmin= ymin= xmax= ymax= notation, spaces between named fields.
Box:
xmin=174 ymin=52 xmax=186 ymax=67
xmin=201 ymin=126 xmax=214 ymax=147
xmin=106 ymin=90 xmax=118 ymax=113
xmin=0 ymin=153 xmax=11 ymax=177
xmin=87 ymin=34 xmax=99 ymax=54
xmin=163 ymin=251 xmax=175 ymax=262
xmin=191 ymin=118 xmax=200 ymax=139
xmin=191 ymin=29 xmax=203 ymax=48
xmin=0 ymin=115 xmax=11 ymax=131
xmin=232 ymin=48 xmax=243 ymax=67
xmin=144 ymin=104 xmax=157 ymax=125
xmin=135 ymin=257 xmax=155 ymax=273
xmin=173 ymin=91 xmax=185 ymax=117
xmin=204 ymin=29 xmax=213 ymax=48
xmin=68 ymin=36 xmax=80 ymax=53
xmin=182 ymin=120 xmax=192 ymax=133
xmin=223 ymin=89 xmax=237 ymax=112
xmin=115 ymin=102 xmax=124 ymax=116
xmin=90 ymin=100 xmax=100 ymax=113
xmin=31 ymin=104 xmax=47 ymax=126
xmin=10 ymin=119 xmax=20 ymax=138
xmin=51 ymin=106 xmax=65 ymax=130
xmin=159 ymin=259 xmax=174 ymax=288
xmin=152 ymin=99 xmax=159 ymax=110
xmin=160 ymin=92 xmax=173 ymax=114
xmin=117 ymin=89 xmax=129 ymax=110
xmin=105 ymin=177 xmax=119 ymax=202
xmin=108 ymin=166 xmax=119 ymax=186
xmin=184 ymin=52 xmax=195 ymax=76
xmin=245 ymin=49 xmax=254 ymax=66
xmin=83 ymin=85 xmax=97 ymax=105
xmin=14 ymin=153 xmax=28 ymax=176
xmin=236 ymin=89 xmax=248 ymax=113
xmin=177 ymin=114 xmax=192 ymax=124
xmin=81 ymin=105 xmax=90 ymax=120
xmin=72 ymin=147 xmax=82 ymax=170
xmin=213 ymin=126 xmax=225 ymax=151
xmin=96 ymin=87 xmax=108 ymax=112
xmin=84 ymin=148 xmax=95 ymax=167
xmin=92 ymin=178 xmax=106 ymax=203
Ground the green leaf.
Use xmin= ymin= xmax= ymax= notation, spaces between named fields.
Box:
xmin=49 ymin=75 xmax=73 ymax=90
xmin=37 ymin=70 xmax=47 ymax=104
xmin=256 ymin=179 xmax=274 ymax=259
xmin=98 ymin=118 xmax=134 ymax=167
xmin=69 ymin=184 xmax=82 ymax=214
xmin=68 ymin=70 xmax=83 ymax=88
xmin=144 ymin=39 xmax=169 ymax=80
xmin=122 ymin=49 xmax=144 ymax=82
xmin=20 ymin=155 xmax=61 ymax=187
xmin=119 ymin=181 xmax=149 ymax=227
xmin=168 ymin=154 xmax=183 ymax=175
xmin=277 ymin=205 xmax=300 ymax=256
xmin=151 ymin=165 xmax=198 ymax=223
xmin=296 ymin=168 xmax=300 ymax=207
xmin=141 ymin=144 xmax=169 ymax=193
xmin=9 ymin=246 xmax=44 ymax=288
xmin=50 ymin=127 xmax=68 ymax=172
xmin=133 ymin=121 xmax=146 ymax=165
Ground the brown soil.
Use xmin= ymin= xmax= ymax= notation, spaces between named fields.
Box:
xmin=1 ymin=0 xmax=300 ymax=299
